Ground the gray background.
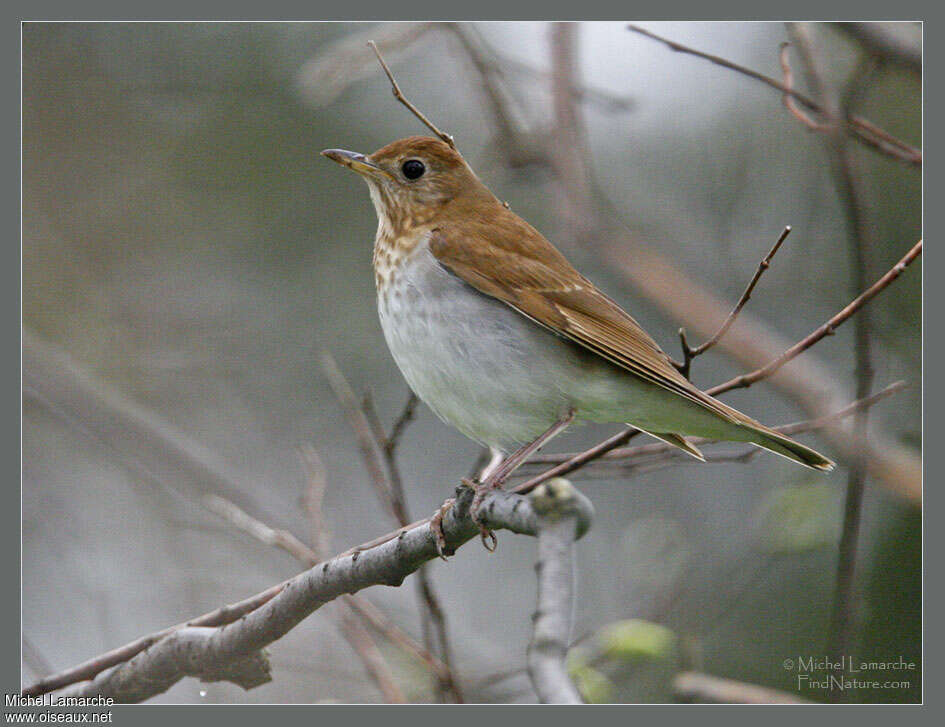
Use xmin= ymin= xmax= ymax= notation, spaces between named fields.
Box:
xmin=19 ymin=20 xmax=921 ymax=704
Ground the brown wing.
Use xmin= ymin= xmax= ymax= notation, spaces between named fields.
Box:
xmin=428 ymin=219 xmax=744 ymax=426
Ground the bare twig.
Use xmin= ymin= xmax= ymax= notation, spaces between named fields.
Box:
xmin=299 ymin=450 xmax=453 ymax=689
xmin=23 ymin=582 xmax=287 ymax=698
xmin=510 ymin=239 xmax=919 ymax=497
xmin=369 ymin=40 xmax=456 ymax=148
xmin=320 ymin=352 xmax=399 ymax=521
xmin=527 ymin=479 xmax=593 ymax=704
xmin=627 ymin=24 xmax=921 ymax=165
xmin=444 ymin=23 xmax=539 ymax=165
xmin=38 ymin=487 xmax=558 ymax=702
xmin=296 ymin=23 xmax=435 ymax=109
xmin=452 ymin=24 xmax=916 ymax=500
xmin=779 ymin=44 xmax=831 ymax=131
xmin=203 ymin=489 xmax=409 ymax=703
xmin=519 ymin=381 xmax=907 ymax=475
xmin=323 ymin=351 xmax=460 ymax=701
xmin=784 ymin=23 xmax=884 ymax=694
xmin=676 ymin=226 xmax=793 ymax=378
xmin=360 ymin=391 xmax=464 ymax=703
xmin=386 ymin=390 xmax=419 ymax=455
xmin=24 ymin=357 xmax=913 ymax=699
xmin=336 ymin=612 xmax=406 ymax=703
xmin=299 ymin=443 xmax=331 ymax=557
xmin=708 ymin=240 xmax=921 ymax=397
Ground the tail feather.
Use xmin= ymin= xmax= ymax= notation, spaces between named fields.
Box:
xmin=636 ymin=428 xmax=706 ymax=462
xmin=743 ymin=424 xmax=835 ymax=472
xmin=697 ymin=391 xmax=835 ymax=472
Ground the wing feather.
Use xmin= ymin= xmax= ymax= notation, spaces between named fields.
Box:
xmin=428 ymin=223 xmax=744 ymax=426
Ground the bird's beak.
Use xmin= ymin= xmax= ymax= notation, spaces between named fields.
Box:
xmin=321 ymin=149 xmax=393 ymax=180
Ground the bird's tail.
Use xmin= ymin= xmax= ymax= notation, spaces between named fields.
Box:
xmin=741 ymin=422 xmax=835 ymax=472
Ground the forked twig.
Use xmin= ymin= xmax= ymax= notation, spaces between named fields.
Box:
xmin=779 ymin=43 xmax=830 ymax=131
xmin=675 ymin=226 xmax=793 ymax=378
xmin=322 ymin=358 xmax=463 ymax=703
xmin=360 ymin=391 xmax=464 ymax=703
xmin=519 ymin=380 xmax=908 ymax=471
xmin=708 ymin=239 xmax=921 ymax=397
xmin=628 ymin=24 xmax=921 ymax=165
xmin=368 ymin=40 xmax=456 ymax=148
xmin=512 ymin=240 xmax=920 ymax=495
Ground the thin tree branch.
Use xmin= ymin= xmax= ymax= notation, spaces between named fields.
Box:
xmin=369 ymin=40 xmax=456 ymax=149
xmin=675 ymin=225 xmax=793 ymax=378
xmin=385 ymin=391 xmax=419 ymax=456
xmin=627 ymin=24 xmax=921 ymax=165
xmin=783 ymin=22 xmax=884 ymax=695
xmin=40 ymin=487 xmax=569 ymax=703
xmin=508 ymin=240 xmax=919 ymax=497
xmin=527 ymin=479 xmax=593 ymax=704
xmin=779 ymin=44 xmax=831 ymax=131
xmin=707 ymin=240 xmax=920 ymax=397
xmin=360 ymin=391 xmax=464 ymax=703
xmin=320 ymin=352 xmax=399 ymax=520
xmin=325 ymin=359 xmax=460 ymax=702
xmin=23 ymin=582 xmax=288 ymax=698
xmin=335 ymin=611 xmax=406 ymax=703
xmin=202 ymin=489 xmax=409 ymax=701
xmin=519 ymin=381 xmax=907 ymax=474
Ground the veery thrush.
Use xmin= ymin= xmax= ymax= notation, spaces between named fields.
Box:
xmin=323 ymin=136 xmax=833 ymax=541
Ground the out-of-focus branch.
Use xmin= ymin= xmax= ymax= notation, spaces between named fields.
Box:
xmin=296 ymin=22 xmax=434 ymax=109
xmin=511 ymin=240 xmax=920 ymax=498
xmin=674 ymin=671 xmax=812 ymax=704
xmin=675 ymin=225 xmax=793 ymax=378
xmin=22 ymin=638 xmax=54 ymax=683
xmin=324 ymin=352 xmax=462 ymax=702
xmin=627 ymin=24 xmax=921 ymax=165
xmin=707 ymin=240 xmax=920 ymax=398
xmin=782 ymin=23 xmax=883 ymax=692
xmin=360 ymin=393 xmax=463 ymax=703
xmin=837 ymin=22 xmax=921 ymax=72
xmin=336 ymin=611 xmax=406 ymax=703
xmin=535 ymin=23 xmax=918 ymax=501
xmin=41 ymin=486 xmax=561 ymax=703
xmin=527 ymin=479 xmax=593 ymax=704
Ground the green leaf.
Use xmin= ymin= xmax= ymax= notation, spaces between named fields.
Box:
xmin=597 ymin=619 xmax=677 ymax=662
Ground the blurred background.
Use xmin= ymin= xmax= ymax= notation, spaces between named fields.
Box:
xmin=22 ymin=21 xmax=921 ymax=703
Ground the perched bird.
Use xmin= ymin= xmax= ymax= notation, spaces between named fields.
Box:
xmin=323 ymin=136 xmax=833 ymax=534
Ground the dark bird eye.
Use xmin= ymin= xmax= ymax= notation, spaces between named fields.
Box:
xmin=401 ymin=159 xmax=425 ymax=180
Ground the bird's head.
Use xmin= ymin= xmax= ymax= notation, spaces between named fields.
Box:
xmin=322 ymin=136 xmax=495 ymax=235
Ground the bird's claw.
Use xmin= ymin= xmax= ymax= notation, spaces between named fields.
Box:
xmin=463 ymin=477 xmax=500 ymax=552
xmin=430 ymin=497 xmax=455 ymax=560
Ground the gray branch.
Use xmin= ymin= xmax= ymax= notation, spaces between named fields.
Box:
xmin=527 ymin=479 xmax=594 ymax=704
xmin=51 ymin=485 xmax=586 ymax=703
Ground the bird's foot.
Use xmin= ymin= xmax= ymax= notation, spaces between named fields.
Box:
xmin=430 ymin=497 xmax=455 ymax=560
xmin=464 ymin=476 xmax=500 ymax=552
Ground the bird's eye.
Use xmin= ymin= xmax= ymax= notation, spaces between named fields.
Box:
xmin=401 ymin=159 xmax=425 ymax=180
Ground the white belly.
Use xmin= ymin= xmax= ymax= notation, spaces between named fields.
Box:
xmin=376 ymin=241 xmax=738 ymax=450
xmin=377 ymin=244 xmax=582 ymax=450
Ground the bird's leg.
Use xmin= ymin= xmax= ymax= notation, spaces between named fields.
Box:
xmin=478 ymin=447 xmax=506 ymax=483
xmin=429 ymin=447 xmax=503 ymax=559
xmin=430 ymin=497 xmax=455 ymax=560
xmin=470 ymin=409 xmax=576 ymax=550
